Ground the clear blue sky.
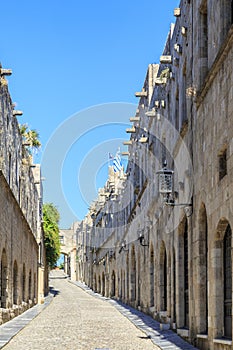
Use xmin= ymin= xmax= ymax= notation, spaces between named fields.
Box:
xmin=1 ymin=0 xmax=179 ymax=227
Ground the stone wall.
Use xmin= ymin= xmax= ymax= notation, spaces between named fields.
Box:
xmin=0 ymin=67 xmax=45 ymax=323
xmin=76 ymin=1 xmax=233 ymax=349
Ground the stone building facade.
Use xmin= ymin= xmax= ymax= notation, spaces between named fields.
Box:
xmin=76 ymin=1 xmax=233 ymax=349
xmin=59 ymin=223 xmax=77 ymax=280
xmin=0 ymin=65 xmax=46 ymax=324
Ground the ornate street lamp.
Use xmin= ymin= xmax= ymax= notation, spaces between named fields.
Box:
xmin=156 ymin=160 xmax=174 ymax=203
xmin=156 ymin=160 xmax=192 ymax=215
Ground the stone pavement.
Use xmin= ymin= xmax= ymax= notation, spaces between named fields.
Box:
xmin=0 ymin=270 xmax=197 ymax=350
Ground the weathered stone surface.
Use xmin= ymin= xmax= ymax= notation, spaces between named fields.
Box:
xmin=75 ymin=2 xmax=233 ymax=350
xmin=0 ymin=70 xmax=46 ymax=323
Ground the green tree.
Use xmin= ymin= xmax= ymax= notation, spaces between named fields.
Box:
xmin=43 ymin=203 xmax=61 ymax=269
xmin=20 ymin=123 xmax=41 ymax=155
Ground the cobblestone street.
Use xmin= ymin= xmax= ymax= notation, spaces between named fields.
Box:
xmin=2 ymin=270 xmax=159 ymax=350
xmin=1 ymin=271 xmax=196 ymax=350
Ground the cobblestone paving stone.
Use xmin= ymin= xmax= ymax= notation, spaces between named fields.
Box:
xmin=2 ymin=270 xmax=197 ymax=350
xmin=2 ymin=271 xmax=159 ymax=350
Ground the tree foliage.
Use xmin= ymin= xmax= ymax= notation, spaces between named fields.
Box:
xmin=20 ymin=123 xmax=41 ymax=155
xmin=43 ymin=203 xmax=61 ymax=269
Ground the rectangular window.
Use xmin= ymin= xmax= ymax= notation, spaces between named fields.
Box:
xmin=199 ymin=0 xmax=208 ymax=88
xmin=219 ymin=149 xmax=227 ymax=180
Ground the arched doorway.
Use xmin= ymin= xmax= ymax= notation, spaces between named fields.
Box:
xmin=130 ymin=245 xmax=136 ymax=302
xmin=213 ymin=219 xmax=232 ymax=339
xmin=28 ymin=270 xmax=32 ymax=301
xmin=224 ymin=224 xmax=232 ymax=338
xmin=13 ymin=261 xmax=18 ymax=305
xmin=150 ymin=245 xmax=154 ymax=307
xmin=126 ymin=252 xmax=129 ymax=302
xmin=93 ymin=273 xmax=97 ymax=292
xmin=1 ymin=249 xmax=8 ymax=308
xmin=159 ymin=241 xmax=167 ymax=311
xmin=111 ymin=270 xmax=116 ymax=297
xmin=197 ymin=203 xmax=208 ymax=334
xmin=172 ymin=248 xmax=176 ymax=322
xmin=177 ymin=216 xmax=189 ymax=328
xmin=22 ymin=264 xmax=26 ymax=302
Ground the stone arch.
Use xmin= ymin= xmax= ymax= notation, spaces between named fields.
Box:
xmin=13 ymin=260 xmax=18 ymax=305
xmin=1 ymin=249 xmax=8 ymax=308
xmin=197 ymin=203 xmax=208 ymax=334
xmin=150 ymin=244 xmax=155 ymax=307
xmin=130 ymin=245 xmax=136 ymax=302
xmin=213 ymin=218 xmax=232 ymax=339
xmin=159 ymin=240 xmax=167 ymax=311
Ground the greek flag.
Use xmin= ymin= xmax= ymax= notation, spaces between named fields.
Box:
xmin=113 ymin=152 xmax=123 ymax=173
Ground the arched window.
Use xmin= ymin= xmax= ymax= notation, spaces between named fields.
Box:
xmin=224 ymin=224 xmax=232 ymax=338
xmin=13 ymin=261 xmax=18 ymax=305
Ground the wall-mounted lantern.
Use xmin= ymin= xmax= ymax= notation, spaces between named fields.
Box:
xmin=119 ymin=240 xmax=129 ymax=254
xmin=138 ymin=230 xmax=149 ymax=247
xmin=156 ymin=160 xmax=192 ymax=215
xmin=156 ymin=161 xmax=174 ymax=203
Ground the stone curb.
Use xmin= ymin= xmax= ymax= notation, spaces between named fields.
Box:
xmin=69 ymin=280 xmax=197 ymax=350
xmin=0 ymin=294 xmax=54 ymax=349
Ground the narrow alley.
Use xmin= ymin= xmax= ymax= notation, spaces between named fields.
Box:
xmin=0 ymin=270 xmax=196 ymax=350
